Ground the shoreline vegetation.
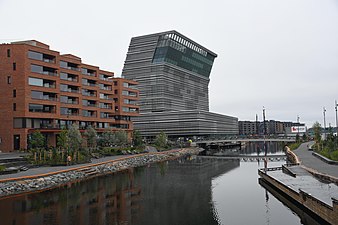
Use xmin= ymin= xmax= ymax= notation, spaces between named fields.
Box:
xmin=0 ymin=147 xmax=202 ymax=198
xmin=25 ymin=128 xmax=179 ymax=166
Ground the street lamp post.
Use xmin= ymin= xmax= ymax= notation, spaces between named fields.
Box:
xmin=335 ymin=100 xmax=338 ymax=148
xmin=323 ymin=107 xmax=327 ymax=140
xmin=297 ymin=115 xmax=300 ymax=142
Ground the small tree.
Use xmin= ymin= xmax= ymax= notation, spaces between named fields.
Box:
xmin=84 ymin=125 xmax=97 ymax=151
xmin=115 ymin=130 xmax=128 ymax=147
xmin=30 ymin=130 xmax=45 ymax=149
xmin=312 ymin=121 xmax=322 ymax=150
xmin=132 ymin=130 xmax=143 ymax=147
xmin=155 ymin=131 xmax=168 ymax=150
xmin=302 ymin=133 xmax=307 ymax=142
xmin=68 ymin=123 xmax=82 ymax=153
xmin=57 ymin=128 xmax=69 ymax=151
xmin=99 ymin=129 xmax=116 ymax=147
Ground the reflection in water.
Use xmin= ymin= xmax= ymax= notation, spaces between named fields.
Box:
xmin=133 ymin=157 xmax=239 ymax=225
xmin=0 ymin=157 xmax=239 ymax=225
xmin=0 ymin=142 xmax=324 ymax=225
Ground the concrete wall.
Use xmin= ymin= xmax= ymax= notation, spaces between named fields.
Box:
xmin=259 ymin=169 xmax=338 ymax=224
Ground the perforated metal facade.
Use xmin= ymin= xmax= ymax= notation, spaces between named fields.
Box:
xmin=122 ymin=31 xmax=238 ymax=137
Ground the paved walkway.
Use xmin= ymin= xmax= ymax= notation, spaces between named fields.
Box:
xmin=293 ymin=141 xmax=338 ymax=178
xmin=0 ymin=154 xmax=129 ymax=181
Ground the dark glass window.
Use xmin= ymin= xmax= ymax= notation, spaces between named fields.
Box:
xmin=60 ymin=107 xmax=68 ymax=115
xmin=7 ymin=49 xmax=10 ymax=57
xmin=31 ymin=91 xmax=43 ymax=99
xmin=60 ymin=72 xmax=68 ymax=80
xmin=29 ymin=104 xmax=53 ymax=113
xmin=60 ymin=96 xmax=68 ymax=103
xmin=60 ymin=61 xmax=68 ymax=68
xmin=28 ymin=51 xmax=43 ymax=61
xmin=60 ymin=84 xmax=68 ymax=92
xmin=28 ymin=77 xmax=43 ymax=86
xmin=13 ymin=62 xmax=16 ymax=71
xmin=31 ymin=64 xmax=42 ymax=73
xmin=13 ymin=89 xmax=16 ymax=97
xmin=13 ymin=103 xmax=16 ymax=111
xmin=29 ymin=104 xmax=43 ymax=112
xmin=7 ymin=76 xmax=11 ymax=84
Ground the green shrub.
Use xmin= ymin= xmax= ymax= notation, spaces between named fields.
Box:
xmin=288 ymin=143 xmax=301 ymax=151
xmin=0 ymin=165 xmax=5 ymax=172
xmin=330 ymin=151 xmax=338 ymax=161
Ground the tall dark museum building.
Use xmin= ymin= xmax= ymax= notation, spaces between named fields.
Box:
xmin=122 ymin=31 xmax=238 ymax=138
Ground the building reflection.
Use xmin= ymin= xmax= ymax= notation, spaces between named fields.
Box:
xmin=132 ymin=156 xmax=240 ymax=225
xmin=0 ymin=156 xmax=239 ymax=225
xmin=0 ymin=169 xmax=141 ymax=225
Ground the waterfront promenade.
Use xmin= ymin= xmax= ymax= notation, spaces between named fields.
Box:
xmin=259 ymin=142 xmax=338 ymax=224
xmin=293 ymin=141 xmax=338 ymax=178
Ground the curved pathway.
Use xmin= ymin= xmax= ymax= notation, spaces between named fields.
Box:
xmin=293 ymin=141 xmax=338 ymax=178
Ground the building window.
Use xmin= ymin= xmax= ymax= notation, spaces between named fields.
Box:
xmin=7 ymin=76 xmax=11 ymax=84
xmin=7 ymin=49 xmax=10 ymax=57
xmin=13 ymin=89 xmax=16 ymax=97
xmin=13 ymin=103 xmax=16 ymax=111
xmin=28 ymin=51 xmax=43 ymax=61
xmin=28 ymin=77 xmax=43 ymax=86
xmin=13 ymin=62 xmax=16 ymax=71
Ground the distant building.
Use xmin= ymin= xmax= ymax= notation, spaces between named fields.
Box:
xmin=239 ymin=120 xmax=305 ymax=136
xmin=0 ymin=40 xmax=139 ymax=152
xmin=122 ymin=31 xmax=238 ymax=139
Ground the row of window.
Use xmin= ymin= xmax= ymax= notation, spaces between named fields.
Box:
xmin=28 ymin=77 xmax=123 ymax=96
xmin=162 ymin=33 xmax=208 ymax=57
xmin=27 ymin=103 xmax=138 ymax=115
xmin=13 ymin=118 xmax=130 ymax=129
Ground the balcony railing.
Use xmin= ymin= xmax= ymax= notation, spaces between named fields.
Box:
xmin=43 ymin=58 xmax=55 ymax=63
xmin=100 ymin=105 xmax=112 ymax=109
xmin=42 ymin=71 xmax=58 ymax=76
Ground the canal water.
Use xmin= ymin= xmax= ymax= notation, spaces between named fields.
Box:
xmin=0 ymin=142 xmax=323 ymax=225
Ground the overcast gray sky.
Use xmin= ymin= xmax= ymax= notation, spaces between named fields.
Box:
xmin=1 ymin=0 xmax=337 ymax=128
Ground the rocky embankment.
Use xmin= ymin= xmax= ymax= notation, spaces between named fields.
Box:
xmin=0 ymin=148 xmax=202 ymax=198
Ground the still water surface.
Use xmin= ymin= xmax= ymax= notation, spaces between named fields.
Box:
xmin=0 ymin=142 xmax=322 ymax=225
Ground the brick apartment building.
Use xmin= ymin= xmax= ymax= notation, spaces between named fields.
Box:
xmin=0 ymin=40 xmax=139 ymax=152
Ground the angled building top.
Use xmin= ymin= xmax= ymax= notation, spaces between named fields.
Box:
xmin=124 ymin=30 xmax=217 ymax=78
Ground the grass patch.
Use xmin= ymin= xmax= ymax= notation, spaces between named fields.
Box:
xmin=318 ymin=148 xmax=338 ymax=161
xmin=288 ymin=142 xmax=301 ymax=151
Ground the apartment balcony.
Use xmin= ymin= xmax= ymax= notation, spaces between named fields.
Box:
xmin=99 ymin=103 xmax=113 ymax=109
xmin=31 ymin=64 xmax=58 ymax=76
xmin=81 ymin=68 xmax=96 ymax=77
xmin=28 ymin=51 xmax=56 ymax=64
xmin=99 ymin=74 xmax=113 ymax=82
xmin=60 ymin=61 xmax=80 ymax=71
xmin=29 ymin=104 xmax=56 ymax=113
xmin=42 ymin=71 xmax=58 ymax=76
xmin=60 ymin=72 xmax=78 ymax=82
xmin=82 ymin=110 xmax=97 ymax=118
xmin=99 ymin=84 xmax=112 ymax=91
xmin=60 ymin=107 xmax=80 ymax=116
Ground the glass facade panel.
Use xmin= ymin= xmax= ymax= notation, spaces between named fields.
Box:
xmin=29 ymin=104 xmax=43 ymax=112
xmin=31 ymin=64 xmax=43 ymax=73
xmin=60 ymin=61 xmax=68 ymax=68
xmin=31 ymin=90 xmax=43 ymax=99
xmin=152 ymin=34 xmax=216 ymax=77
xmin=60 ymin=84 xmax=68 ymax=92
xmin=60 ymin=107 xmax=68 ymax=115
xmin=60 ymin=72 xmax=68 ymax=80
xmin=28 ymin=51 xmax=43 ymax=61
xmin=28 ymin=77 xmax=43 ymax=86
xmin=60 ymin=96 xmax=68 ymax=103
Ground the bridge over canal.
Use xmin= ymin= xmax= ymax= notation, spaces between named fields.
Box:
xmin=196 ymin=138 xmax=295 ymax=145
